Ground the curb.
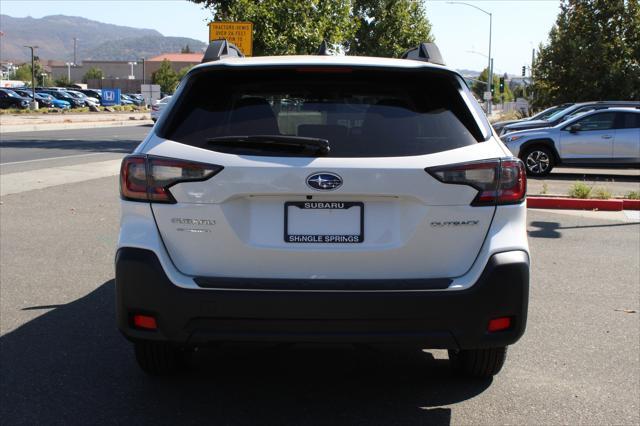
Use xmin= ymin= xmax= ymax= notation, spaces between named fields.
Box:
xmin=1 ymin=120 xmax=153 ymax=133
xmin=527 ymin=196 xmax=640 ymax=211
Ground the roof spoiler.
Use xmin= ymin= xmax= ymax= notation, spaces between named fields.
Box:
xmin=202 ymin=39 xmax=245 ymax=63
xmin=400 ymin=43 xmax=445 ymax=66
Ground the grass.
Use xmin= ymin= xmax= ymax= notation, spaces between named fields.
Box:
xmin=0 ymin=105 xmax=148 ymax=114
xmin=625 ymin=191 xmax=640 ymax=200
xmin=567 ymin=181 xmax=592 ymax=199
xmin=540 ymin=182 xmax=549 ymax=195
xmin=591 ymin=186 xmax=613 ymax=200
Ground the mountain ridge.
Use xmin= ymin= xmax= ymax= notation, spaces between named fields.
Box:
xmin=0 ymin=14 xmax=205 ymax=62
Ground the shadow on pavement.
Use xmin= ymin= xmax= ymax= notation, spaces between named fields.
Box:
xmin=1 ymin=280 xmax=492 ymax=425
xmin=529 ymin=220 xmax=640 ymax=239
xmin=0 ymin=139 xmax=139 ymax=154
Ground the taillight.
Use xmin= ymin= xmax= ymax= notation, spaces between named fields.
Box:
xmin=120 ymin=155 xmax=223 ymax=203
xmin=426 ymin=158 xmax=526 ymax=206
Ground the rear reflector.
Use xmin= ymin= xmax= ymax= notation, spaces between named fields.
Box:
xmin=487 ymin=317 xmax=512 ymax=332
xmin=133 ymin=314 xmax=157 ymax=330
xmin=426 ymin=158 xmax=526 ymax=206
xmin=120 ymin=155 xmax=223 ymax=203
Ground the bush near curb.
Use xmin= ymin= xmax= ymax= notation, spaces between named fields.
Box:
xmin=567 ymin=181 xmax=592 ymax=199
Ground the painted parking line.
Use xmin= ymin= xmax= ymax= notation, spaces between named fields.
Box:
xmin=0 ymin=159 xmax=121 ymax=196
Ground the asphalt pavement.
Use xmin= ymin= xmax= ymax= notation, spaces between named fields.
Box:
xmin=1 ymin=126 xmax=639 ymax=425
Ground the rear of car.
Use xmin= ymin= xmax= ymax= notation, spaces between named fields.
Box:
xmin=116 ymin=54 xmax=529 ymax=378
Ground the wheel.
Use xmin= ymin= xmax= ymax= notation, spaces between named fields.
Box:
xmin=448 ymin=346 xmax=508 ymax=378
xmin=134 ymin=341 xmax=183 ymax=375
xmin=521 ymin=146 xmax=554 ymax=176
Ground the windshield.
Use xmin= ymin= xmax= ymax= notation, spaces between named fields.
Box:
xmin=2 ymin=90 xmax=20 ymax=98
xmin=545 ymin=105 xmax=581 ymax=122
xmin=160 ymin=68 xmax=488 ymax=158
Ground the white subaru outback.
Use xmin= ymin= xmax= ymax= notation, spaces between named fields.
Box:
xmin=116 ymin=41 xmax=529 ymax=377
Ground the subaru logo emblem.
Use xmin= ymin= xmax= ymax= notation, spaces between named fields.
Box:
xmin=307 ymin=172 xmax=342 ymax=191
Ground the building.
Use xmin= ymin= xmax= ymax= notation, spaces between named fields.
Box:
xmin=49 ymin=53 xmax=203 ymax=90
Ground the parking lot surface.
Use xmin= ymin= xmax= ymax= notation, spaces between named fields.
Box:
xmin=1 ymin=127 xmax=639 ymax=424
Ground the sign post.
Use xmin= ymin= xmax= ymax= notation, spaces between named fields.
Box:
xmin=208 ymin=22 xmax=254 ymax=57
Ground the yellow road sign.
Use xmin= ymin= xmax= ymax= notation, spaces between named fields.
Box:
xmin=208 ymin=21 xmax=254 ymax=57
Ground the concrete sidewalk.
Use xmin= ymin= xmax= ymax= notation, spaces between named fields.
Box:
xmin=0 ymin=112 xmax=153 ymax=133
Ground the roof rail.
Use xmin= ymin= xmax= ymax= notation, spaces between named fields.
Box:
xmin=202 ymin=39 xmax=245 ymax=63
xmin=400 ymin=43 xmax=445 ymax=66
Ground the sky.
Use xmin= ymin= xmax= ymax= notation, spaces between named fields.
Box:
xmin=0 ymin=0 xmax=561 ymax=75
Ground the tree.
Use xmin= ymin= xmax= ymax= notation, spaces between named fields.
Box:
xmin=152 ymin=59 xmax=179 ymax=93
xmin=471 ymin=68 xmax=514 ymax=104
xmin=531 ymin=0 xmax=640 ymax=108
xmin=177 ymin=66 xmax=191 ymax=81
xmin=53 ymin=76 xmax=72 ymax=87
xmin=10 ymin=59 xmax=46 ymax=86
xmin=82 ymin=67 xmax=104 ymax=83
xmin=190 ymin=0 xmax=434 ymax=56
xmin=189 ymin=0 xmax=357 ymax=55
xmin=181 ymin=44 xmax=193 ymax=53
xmin=349 ymin=0 xmax=434 ymax=57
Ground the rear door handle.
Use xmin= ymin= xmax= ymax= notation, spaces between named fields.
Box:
xmin=601 ymin=135 xmax=613 ymax=139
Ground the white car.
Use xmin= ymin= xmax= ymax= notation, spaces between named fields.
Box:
xmin=150 ymin=96 xmax=171 ymax=122
xmin=116 ymin=41 xmax=530 ymax=377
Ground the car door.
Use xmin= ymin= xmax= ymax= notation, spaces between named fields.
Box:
xmin=613 ymin=112 xmax=640 ymax=163
xmin=559 ymin=111 xmax=616 ymax=162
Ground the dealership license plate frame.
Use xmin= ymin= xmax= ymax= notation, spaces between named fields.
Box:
xmin=284 ymin=201 xmax=364 ymax=243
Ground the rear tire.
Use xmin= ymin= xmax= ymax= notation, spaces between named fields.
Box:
xmin=521 ymin=146 xmax=554 ymax=176
xmin=448 ymin=346 xmax=508 ymax=378
xmin=134 ymin=341 xmax=183 ymax=375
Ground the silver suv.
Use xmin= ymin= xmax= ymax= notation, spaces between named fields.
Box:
xmin=502 ymin=108 xmax=640 ymax=176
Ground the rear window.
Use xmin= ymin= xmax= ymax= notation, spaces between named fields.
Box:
xmin=159 ymin=67 xmax=490 ymax=157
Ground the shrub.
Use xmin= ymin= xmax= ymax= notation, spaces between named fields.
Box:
xmin=567 ymin=181 xmax=592 ymax=199
xmin=625 ymin=191 xmax=640 ymax=200
xmin=591 ymin=187 xmax=612 ymax=199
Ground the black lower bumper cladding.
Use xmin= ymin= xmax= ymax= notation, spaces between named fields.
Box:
xmin=115 ymin=248 xmax=529 ymax=350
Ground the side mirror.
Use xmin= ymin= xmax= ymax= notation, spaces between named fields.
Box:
xmin=569 ymin=124 xmax=581 ymax=133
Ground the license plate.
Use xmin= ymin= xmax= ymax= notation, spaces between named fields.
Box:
xmin=284 ymin=201 xmax=364 ymax=243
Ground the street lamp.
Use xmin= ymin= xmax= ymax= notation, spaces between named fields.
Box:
xmin=24 ymin=45 xmax=38 ymax=109
xmin=40 ymin=72 xmax=47 ymax=86
xmin=65 ymin=62 xmax=72 ymax=83
xmin=128 ymin=61 xmax=137 ymax=80
xmin=448 ymin=1 xmax=493 ymax=114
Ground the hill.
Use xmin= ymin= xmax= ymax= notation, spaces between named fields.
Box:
xmin=0 ymin=14 xmax=205 ymax=62
xmin=86 ymin=36 xmax=206 ymax=61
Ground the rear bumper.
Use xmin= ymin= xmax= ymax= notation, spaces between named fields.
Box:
xmin=116 ymin=248 xmax=529 ymax=349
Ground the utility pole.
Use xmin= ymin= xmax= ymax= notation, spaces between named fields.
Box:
xmin=65 ymin=62 xmax=72 ymax=83
xmin=141 ymin=58 xmax=146 ymax=84
xmin=447 ymin=2 xmax=493 ymax=114
xmin=24 ymin=45 xmax=38 ymax=109
xmin=531 ymin=48 xmax=535 ymax=79
xmin=73 ymin=37 xmax=78 ymax=65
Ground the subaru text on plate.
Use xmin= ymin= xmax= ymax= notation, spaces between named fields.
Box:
xmin=116 ymin=40 xmax=530 ymax=378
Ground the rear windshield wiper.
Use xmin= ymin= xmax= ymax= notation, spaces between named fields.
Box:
xmin=206 ymin=135 xmax=330 ymax=155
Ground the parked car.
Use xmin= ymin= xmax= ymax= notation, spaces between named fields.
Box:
xmin=79 ymin=89 xmax=102 ymax=100
xmin=501 ymin=108 xmax=640 ymax=176
xmin=500 ymin=101 xmax=640 ymax=135
xmin=66 ymin=90 xmax=100 ymax=107
xmin=124 ymin=93 xmax=144 ymax=106
xmin=0 ymin=88 xmax=30 ymax=109
xmin=12 ymin=89 xmax=70 ymax=109
xmin=150 ymin=96 xmax=171 ymax=122
xmin=492 ymin=103 xmax=574 ymax=134
xmin=37 ymin=89 xmax=84 ymax=108
xmin=117 ymin=41 xmax=529 ymax=378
